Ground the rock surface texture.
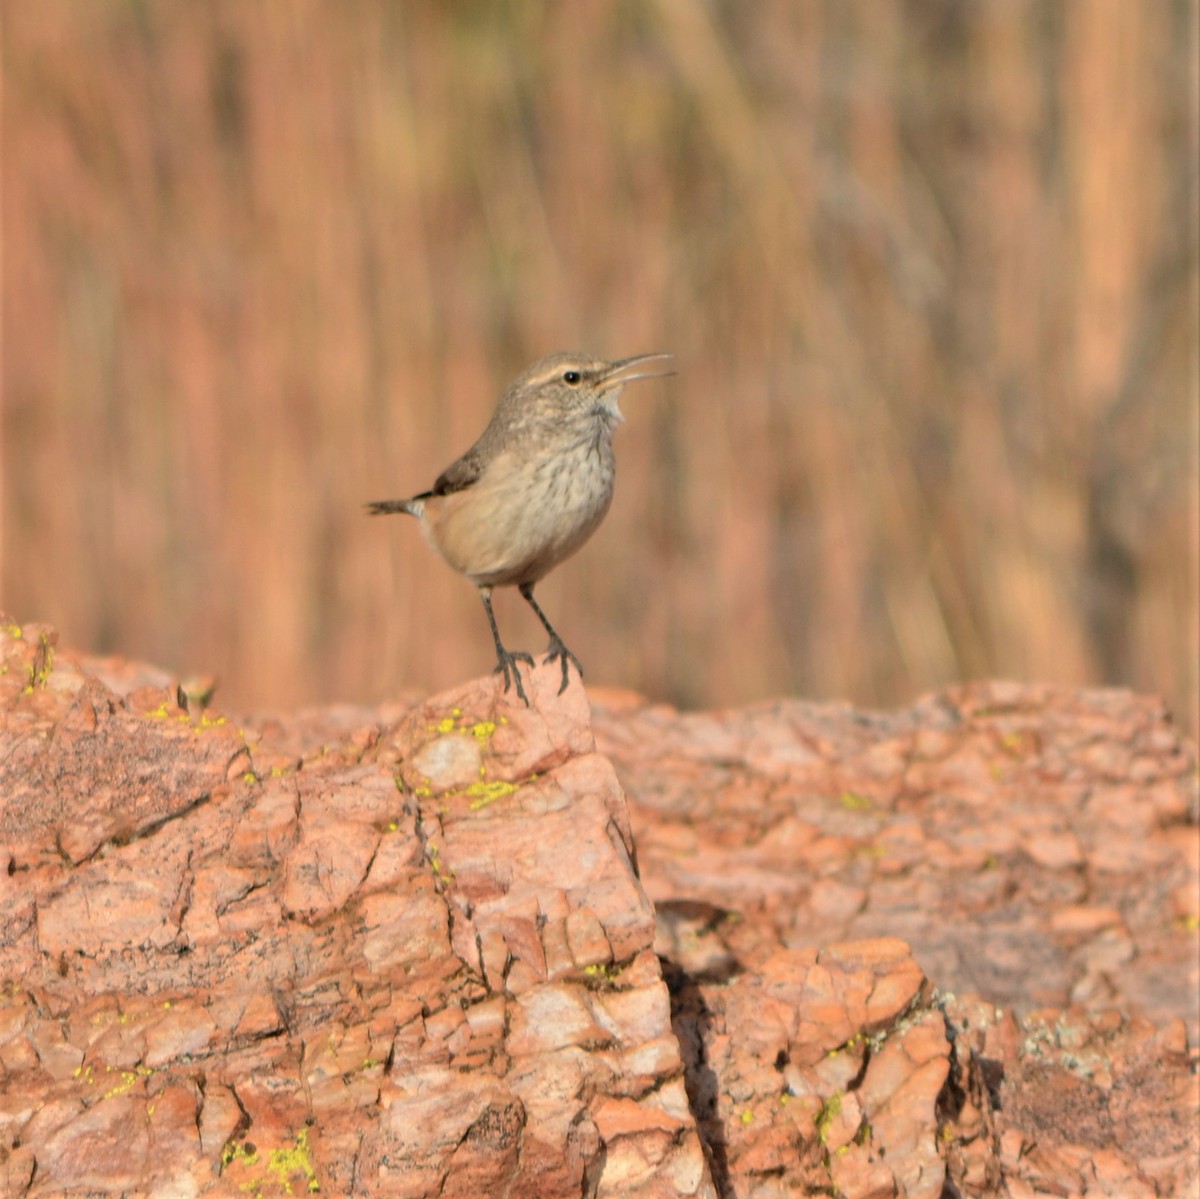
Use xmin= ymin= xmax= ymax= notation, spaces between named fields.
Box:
xmin=0 ymin=621 xmax=1196 ymax=1198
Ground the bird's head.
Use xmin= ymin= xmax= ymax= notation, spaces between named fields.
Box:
xmin=506 ymin=351 xmax=675 ymax=428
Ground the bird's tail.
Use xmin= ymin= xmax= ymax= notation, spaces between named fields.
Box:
xmin=365 ymin=497 xmax=422 ymax=517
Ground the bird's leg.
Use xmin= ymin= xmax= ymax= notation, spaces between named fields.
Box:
xmin=518 ymin=583 xmax=583 ymax=695
xmin=479 ymin=587 xmax=534 ymax=705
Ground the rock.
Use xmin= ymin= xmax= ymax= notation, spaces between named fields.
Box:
xmin=590 ymin=680 xmax=1198 ymax=1198
xmin=1 ymin=622 xmax=1196 ymax=1196
xmin=591 ymin=680 xmax=1199 ymax=1037
xmin=0 ymin=623 xmax=713 ymax=1197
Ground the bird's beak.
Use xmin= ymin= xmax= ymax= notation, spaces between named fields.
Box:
xmin=601 ymin=353 xmax=676 ymax=387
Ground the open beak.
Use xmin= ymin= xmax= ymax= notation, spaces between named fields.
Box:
xmin=601 ymin=353 xmax=676 ymax=387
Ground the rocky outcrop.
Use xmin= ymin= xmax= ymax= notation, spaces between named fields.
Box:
xmin=591 ymin=683 xmax=1198 ymax=1198
xmin=0 ymin=622 xmax=1196 ymax=1197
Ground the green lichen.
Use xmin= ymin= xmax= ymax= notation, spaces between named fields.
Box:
xmin=815 ymin=1091 xmax=843 ymax=1143
xmin=179 ymin=677 xmax=217 ymax=709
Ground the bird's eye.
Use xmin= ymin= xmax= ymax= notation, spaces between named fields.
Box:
xmin=563 ymin=370 xmax=582 ymax=385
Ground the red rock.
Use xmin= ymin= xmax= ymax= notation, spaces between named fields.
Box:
xmin=0 ymin=634 xmax=722 ymax=1197
xmin=830 ymin=1146 xmax=898 ymax=1199
xmin=143 ymin=1002 xmax=217 ymax=1067
xmin=1023 ymin=829 xmax=1085 ymax=869
xmin=1049 ymin=904 xmax=1124 ymax=934
xmin=33 ymin=1095 xmax=150 ymax=1190
xmin=2 ymin=626 xmax=1196 ymax=1196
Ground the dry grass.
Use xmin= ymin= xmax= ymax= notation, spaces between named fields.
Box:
xmin=3 ymin=0 xmax=1197 ymax=729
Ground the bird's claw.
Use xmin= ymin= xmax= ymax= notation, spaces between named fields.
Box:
xmin=543 ymin=638 xmax=583 ymax=695
xmin=493 ymin=650 xmax=535 ymax=706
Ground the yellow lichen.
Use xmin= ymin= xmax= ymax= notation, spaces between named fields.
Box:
xmin=222 ymin=1139 xmax=260 ymax=1169
xmin=25 ymin=635 xmax=55 ymax=691
xmin=102 ymin=1065 xmax=152 ymax=1100
xmin=266 ymin=1127 xmax=320 ymax=1194
xmin=838 ymin=791 xmax=871 ymax=810
xmin=467 ymin=779 xmax=518 ymax=810
xmin=426 ymin=844 xmax=454 ymax=882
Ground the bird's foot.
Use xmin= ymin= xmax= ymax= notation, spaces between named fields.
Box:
xmin=543 ymin=637 xmax=583 ymax=695
xmin=493 ymin=649 xmax=535 ymax=706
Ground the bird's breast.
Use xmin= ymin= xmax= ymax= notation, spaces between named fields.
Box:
xmin=423 ymin=431 xmax=617 ymax=587
xmin=533 ymin=426 xmax=616 ymax=513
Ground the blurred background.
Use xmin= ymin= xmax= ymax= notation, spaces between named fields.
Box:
xmin=3 ymin=1 xmax=1198 ymax=729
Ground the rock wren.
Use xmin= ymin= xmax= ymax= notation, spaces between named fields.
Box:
xmin=367 ymin=351 xmax=674 ymax=704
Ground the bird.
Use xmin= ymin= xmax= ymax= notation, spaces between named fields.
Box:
xmin=367 ymin=351 xmax=674 ymax=705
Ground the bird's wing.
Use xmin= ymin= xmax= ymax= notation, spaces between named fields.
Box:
xmin=426 ymin=445 xmax=486 ymax=497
